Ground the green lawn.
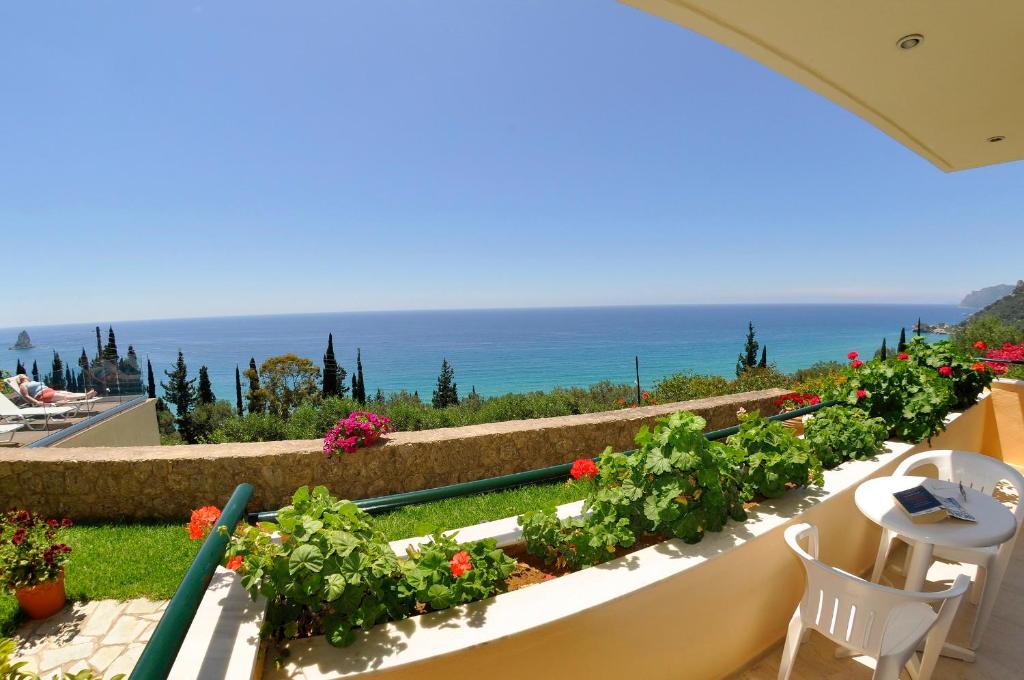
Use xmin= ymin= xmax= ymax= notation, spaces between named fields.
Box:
xmin=1 ymin=480 xmax=585 ymax=636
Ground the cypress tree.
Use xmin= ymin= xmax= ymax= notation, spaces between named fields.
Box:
xmin=432 ymin=358 xmax=458 ymax=408
xmin=197 ymin=365 xmax=215 ymax=405
xmin=351 ymin=373 xmax=358 ymax=400
xmin=736 ymin=322 xmax=759 ymax=376
xmin=897 ymin=328 xmax=907 ymax=353
xmin=15 ymin=359 xmax=25 ymax=376
xmin=31 ymin=361 xmax=39 ymax=382
xmin=915 ymin=317 xmax=923 ymax=336
xmin=146 ymin=359 xmax=157 ymax=399
xmin=354 ymin=348 xmax=366 ymax=404
xmin=95 ymin=326 xmax=102 ymax=360
xmin=322 ymin=334 xmax=339 ymax=397
xmin=758 ymin=346 xmax=767 ymax=369
xmin=244 ymin=357 xmax=264 ymax=414
xmin=374 ymin=387 xmax=384 ymax=403
xmin=65 ymin=367 xmax=75 ymax=391
xmin=161 ymin=351 xmax=197 ymax=443
xmin=235 ymin=366 xmax=244 ymax=415
xmin=880 ymin=337 xmax=888 ymax=361
xmin=102 ymin=326 xmax=119 ymax=364
xmin=78 ymin=349 xmax=90 ymax=390
xmin=50 ymin=352 xmax=66 ymax=389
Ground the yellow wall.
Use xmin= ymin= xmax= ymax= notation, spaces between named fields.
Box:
xmin=53 ymin=398 xmax=160 ymax=448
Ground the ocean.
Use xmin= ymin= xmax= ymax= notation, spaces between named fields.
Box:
xmin=2 ymin=304 xmax=969 ymax=402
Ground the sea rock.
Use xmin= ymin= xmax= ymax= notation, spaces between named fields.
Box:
xmin=10 ymin=329 xmax=33 ymax=349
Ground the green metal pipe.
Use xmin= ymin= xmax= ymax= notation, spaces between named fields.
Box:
xmin=129 ymin=483 xmax=254 ymax=680
xmin=249 ymin=400 xmax=835 ymax=522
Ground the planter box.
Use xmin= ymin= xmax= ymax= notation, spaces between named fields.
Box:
xmin=255 ymin=403 xmax=993 ymax=680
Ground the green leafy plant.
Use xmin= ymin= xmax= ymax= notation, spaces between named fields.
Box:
xmin=519 ymin=411 xmax=746 ymax=568
xmin=226 ymin=486 xmax=411 ymax=648
xmin=902 ymin=337 xmax=994 ymax=410
xmin=828 ymin=355 xmax=954 ymax=443
xmin=399 ymin=530 xmax=516 ymax=610
xmin=803 ymin=406 xmax=888 ymax=469
xmin=723 ymin=411 xmax=822 ymax=500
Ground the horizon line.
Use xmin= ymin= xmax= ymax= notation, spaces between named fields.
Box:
xmin=1 ymin=300 xmax=972 ymax=331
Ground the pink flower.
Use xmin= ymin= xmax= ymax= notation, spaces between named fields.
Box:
xmin=847 ymin=351 xmax=859 ymax=360
xmin=938 ymin=366 xmax=953 ymax=378
xmin=897 ymin=352 xmax=909 ymax=361
xmin=851 ymin=359 xmax=864 ymax=369
xmin=856 ymin=389 xmax=867 ymax=399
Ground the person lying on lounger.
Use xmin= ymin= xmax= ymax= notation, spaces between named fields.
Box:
xmin=12 ymin=374 xmax=96 ymax=405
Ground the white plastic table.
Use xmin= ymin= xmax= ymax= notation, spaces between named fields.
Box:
xmin=855 ymin=475 xmax=1016 ymax=664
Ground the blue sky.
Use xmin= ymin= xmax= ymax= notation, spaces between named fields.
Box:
xmin=2 ymin=1 xmax=1021 ymax=326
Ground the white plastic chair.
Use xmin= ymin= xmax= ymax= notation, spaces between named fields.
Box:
xmin=0 ymin=392 xmax=74 ymax=430
xmin=781 ymin=523 xmax=969 ymax=680
xmin=872 ymin=449 xmax=1024 ymax=649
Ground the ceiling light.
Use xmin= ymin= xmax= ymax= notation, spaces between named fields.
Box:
xmin=987 ymin=136 xmax=1006 ymax=143
xmin=897 ymin=34 xmax=924 ymax=50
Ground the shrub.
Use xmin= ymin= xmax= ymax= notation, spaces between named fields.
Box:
xmin=208 ymin=412 xmax=290 ymax=443
xmin=323 ymin=411 xmax=392 ymax=455
xmin=804 ymin=406 xmax=888 ymax=469
xmin=399 ymin=530 xmax=516 ymax=610
xmin=653 ymin=373 xmax=730 ymax=403
xmin=732 ymin=366 xmax=794 ymax=393
xmin=722 ymin=411 xmax=822 ymax=500
xmin=191 ymin=401 xmax=236 ymax=442
xmin=828 ymin=355 xmax=954 ymax=443
xmin=951 ymin=314 xmax=1024 ymax=355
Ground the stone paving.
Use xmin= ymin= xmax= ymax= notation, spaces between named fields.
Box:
xmin=14 ymin=598 xmax=167 ymax=678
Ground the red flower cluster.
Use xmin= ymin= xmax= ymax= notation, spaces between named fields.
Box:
xmin=984 ymin=342 xmax=1024 ymax=376
xmin=189 ymin=506 xmax=221 ymax=540
xmin=570 ymin=458 xmax=599 ymax=480
xmin=897 ymin=352 xmax=910 ymax=361
xmin=856 ymin=389 xmax=867 ymax=399
xmin=43 ymin=544 xmax=71 ymax=565
xmin=449 ymin=550 xmax=472 ymax=578
xmin=226 ymin=555 xmax=244 ymax=572
xmin=774 ymin=392 xmax=821 ymax=410
xmin=851 ymin=360 xmax=864 ymax=369
xmin=938 ymin=365 xmax=953 ymax=378
xmin=323 ymin=411 xmax=392 ymax=456
xmin=848 ymin=351 xmax=859 ymax=360
xmin=974 ymin=340 xmax=987 ymax=350
xmin=971 ymin=362 xmax=989 ymax=373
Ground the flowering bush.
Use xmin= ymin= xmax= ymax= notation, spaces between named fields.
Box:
xmin=399 ymin=530 xmax=515 ymax=610
xmin=985 ymin=342 xmax=1024 ymax=376
xmin=722 ymin=411 xmax=822 ymax=499
xmin=803 ymin=406 xmax=888 ymax=469
xmin=323 ymin=411 xmax=392 ymax=456
xmin=616 ymin=391 xmax=658 ymax=409
xmin=774 ymin=392 xmax=820 ymax=412
xmin=0 ymin=511 xmax=72 ymax=590
xmin=901 ymin=338 xmax=994 ymax=409
xmin=188 ymin=506 xmax=221 ymax=540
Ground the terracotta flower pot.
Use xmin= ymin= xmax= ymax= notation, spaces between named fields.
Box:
xmin=15 ymin=572 xmax=66 ymax=619
xmin=782 ymin=415 xmax=805 ymax=437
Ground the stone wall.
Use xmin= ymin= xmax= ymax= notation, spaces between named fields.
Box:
xmin=0 ymin=389 xmax=787 ymax=520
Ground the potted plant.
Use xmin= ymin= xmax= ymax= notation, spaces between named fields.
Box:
xmin=0 ymin=511 xmax=73 ymax=619
xmin=773 ymin=392 xmax=820 ymax=436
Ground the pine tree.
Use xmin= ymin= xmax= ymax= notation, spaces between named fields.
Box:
xmin=235 ymin=366 xmax=244 ymax=416
xmin=161 ymin=351 xmax=197 ymax=443
xmin=758 ymin=346 xmax=767 ymax=368
xmin=50 ymin=352 xmax=66 ymax=389
xmin=102 ymin=326 xmax=118 ymax=363
xmin=146 ymin=359 xmax=157 ymax=398
xmin=244 ymin=357 xmax=265 ymax=414
xmin=354 ymin=348 xmax=366 ymax=404
xmin=432 ymin=358 xmax=459 ymax=408
xmin=374 ymin=387 xmax=384 ymax=403
xmin=897 ymin=328 xmax=907 ymax=353
xmin=197 ymin=365 xmax=215 ymax=405
xmin=736 ymin=322 xmax=759 ymax=376
xmin=31 ymin=361 xmax=39 ymax=382
xmin=880 ymin=337 xmax=888 ymax=361
xmin=322 ymin=334 xmax=339 ymax=397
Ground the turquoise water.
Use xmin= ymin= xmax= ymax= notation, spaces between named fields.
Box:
xmin=2 ymin=304 xmax=968 ymax=401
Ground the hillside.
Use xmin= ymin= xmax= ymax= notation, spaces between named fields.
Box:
xmin=970 ymin=280 xmax=1024 ymax=328
xmin=961 ymin=283 xmax=1015 ymax=308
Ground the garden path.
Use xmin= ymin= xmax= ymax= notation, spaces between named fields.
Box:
xmin=13 ymin=598 xmax=167 ymax=677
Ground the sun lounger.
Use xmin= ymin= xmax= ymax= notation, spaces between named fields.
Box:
xmin=0 ymin=393 xmax=74 ymax=430
xmin=0 ymin=423 xmax=23 ymax=443
xmin=2 ymin=377 xmax=101 ymax=414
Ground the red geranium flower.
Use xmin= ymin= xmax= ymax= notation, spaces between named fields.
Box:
xmin=938 ymin=366 xmax=953 ymax=378
xmin=897 ymin=352 xmax=909 ymax=361
xmin=971 ymin=362 xmax=988 ymax=373
xmin=809 ymin=395 xmax=821 ymax=405
xmin=60 ymin=518 xmax=73 ymax=528
xmin=188 ymin=506 xmax=221 ymax=540
xmin=449 ymin=550 xmax=472 ymax=578
xmin=848 ymin=351 xmax=859 ymax=360
xmin=974 ymin=340 xmax=987 ymax=350
xmin=11 ymin=528 xmax=26 ymax=546
xmin=570 ymin=458 xmax=599 ymax=480
xmin=851 ymin=360 xmax=864 ymax=369
xmin=856 ymin=389 xmax=867 ymax=399
xmin=226 ymin=555 xmax=244 ymax=572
